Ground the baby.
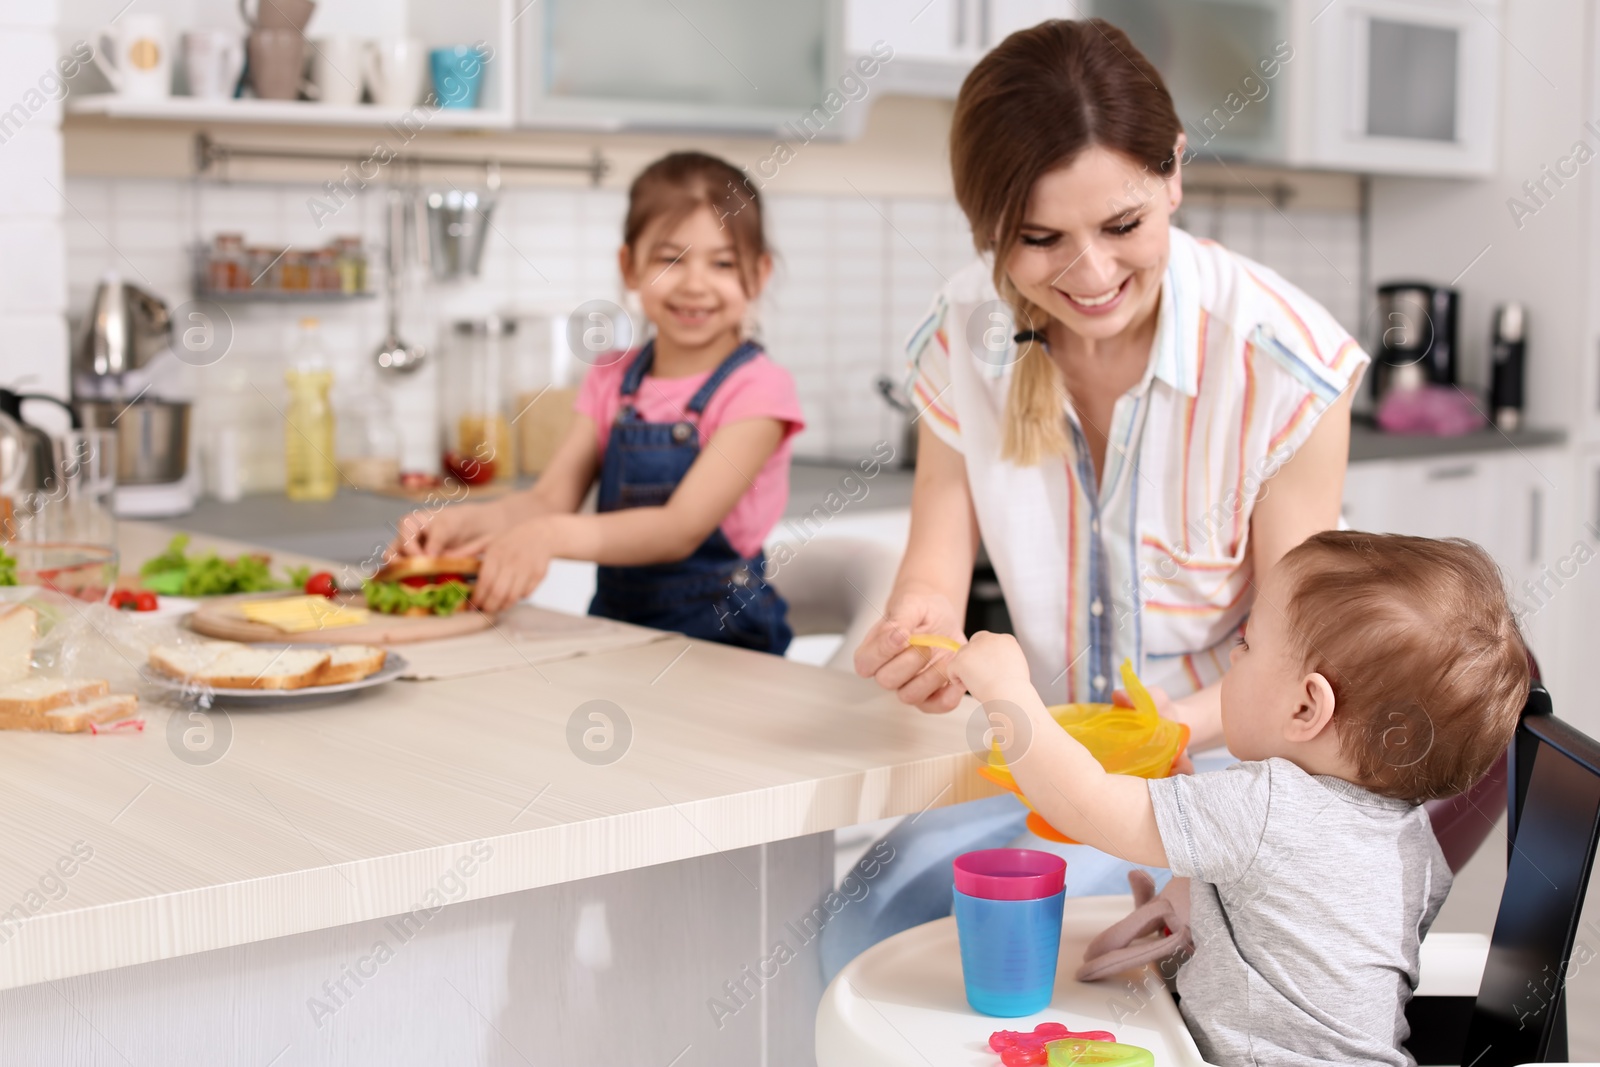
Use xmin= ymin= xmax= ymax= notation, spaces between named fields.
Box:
xmin=950 ymin=531 xmax=1529 ymax=1067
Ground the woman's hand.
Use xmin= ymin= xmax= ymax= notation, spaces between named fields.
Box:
xmin=854 ymin=588 xmax=968 ymax=713
xmin=472 ymin=517 xmax=556 ymax=614
xmin=389 ymin=500 xmax=506 ymax=561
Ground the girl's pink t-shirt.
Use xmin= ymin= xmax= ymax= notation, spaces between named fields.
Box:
xmin=575 ymin=349 xmax=805 ymax=558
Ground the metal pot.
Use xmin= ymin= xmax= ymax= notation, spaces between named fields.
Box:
xmin=76 ymin=399 xmax=190 ymax=485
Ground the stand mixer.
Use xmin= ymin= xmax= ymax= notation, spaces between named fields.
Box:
xmin=72 ymin=272 xmax=199 ymax=517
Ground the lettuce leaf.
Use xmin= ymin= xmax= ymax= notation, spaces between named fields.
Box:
xmin=363 ymin=579 xmax=473 ymax=616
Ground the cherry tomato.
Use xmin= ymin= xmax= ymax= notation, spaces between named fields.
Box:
xmin=111 ymin=590 xmax=137 ymax=610
xmin=304 ymin=571 xmax=337 ymax=598
xmin=443 ymin=451 xmax=495 ymax=486
xmin=133 ymin=591 xmax=158 ymax=612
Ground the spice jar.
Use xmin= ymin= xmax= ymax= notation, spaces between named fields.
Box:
xmin=208 ymin=233 xmax=246 ymax=292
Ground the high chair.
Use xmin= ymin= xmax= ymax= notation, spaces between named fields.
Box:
xmin=816 ymin=686 xmax=1600 ymax=1067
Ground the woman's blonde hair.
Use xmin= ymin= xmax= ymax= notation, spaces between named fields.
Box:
xmin=950 ymin=20 xmax=1182 ymax=465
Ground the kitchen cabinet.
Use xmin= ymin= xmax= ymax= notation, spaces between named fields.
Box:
xmin=843 ymin=0 xmax=1075 ymax=97
xmin=517 ymin=0 xmax=844 ymax=133
xmin=1342 ymin=447 xmax=1562 ymax=658
xmin=857 ymin=0 xmax=1500 ymax=176
xmin=1093 ymin=0 xmax=1499 ymax=175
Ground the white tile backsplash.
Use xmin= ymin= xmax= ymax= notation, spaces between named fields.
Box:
xmin=59 ymin=176 xmax=1362 ymax=460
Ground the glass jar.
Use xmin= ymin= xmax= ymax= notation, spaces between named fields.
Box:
xmin=209 ymin=233 xmax=246 ymax=292
xmin=442 ymin=316 xmax=516 ymax=484
xmin=279 ymin=251 xmax=311 ymax=291
xmin=248 ymin=246 xmax=281 ymax=291
xmin=333 ymin=236 xmax=366 ymax=294
xmin=312 ymin=248 xmax=340 ymax=292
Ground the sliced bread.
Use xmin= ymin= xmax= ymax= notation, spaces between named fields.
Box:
xmin=314 ymin=645 xmax=388 ymax=686
xmin=195 ymin=647 xmax=332 ymax=690
xmin=0 ymin=605 xmax=37 ymax=686
xmin=149 ymin=640 xmax=246 ymax=680
xmin=0 ymin=678 xmax=113 ymax=730
xmin=46 ymin=693 xmax=139 ymax=733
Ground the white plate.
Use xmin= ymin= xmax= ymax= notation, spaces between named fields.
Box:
xmin=144 ymin=646 xmax=409 ymax=707
xmin=137 ymin=595 xmax=200 ymax=620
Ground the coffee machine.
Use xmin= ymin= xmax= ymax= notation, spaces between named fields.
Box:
xmin=1371 ymin=282 xmax=1459 ymax=403
xmin=72 ymin=272 xmax=199 ymax=517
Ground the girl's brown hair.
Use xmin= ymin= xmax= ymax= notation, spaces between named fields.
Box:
xmin=950 ymin=19 xmax=1183 ymax=464
xmin=624 ymin=151 xmax=768 ymax=297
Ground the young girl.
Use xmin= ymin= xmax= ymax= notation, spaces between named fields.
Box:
xmin=390 ymin=151 xmax=803 ymax=654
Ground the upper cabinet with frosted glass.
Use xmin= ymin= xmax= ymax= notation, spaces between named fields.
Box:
xmin=841 ymin=0 xmax=1501 ymax=177
xmin=516 ymin=0 xmax=849 ymax=134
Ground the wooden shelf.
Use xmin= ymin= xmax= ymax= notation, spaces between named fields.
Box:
xmin=66 ymin=94 xmax=515 ymax=130
xmin=194 ymin=289 xmax=377 ymax=303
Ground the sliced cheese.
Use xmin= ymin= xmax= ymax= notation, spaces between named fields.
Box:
xmin=240 ymin=596 xmax=370 ymax=633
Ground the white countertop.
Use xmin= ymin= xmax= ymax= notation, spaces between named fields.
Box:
xmin=0 ymin=521 xmax=989 ymax=992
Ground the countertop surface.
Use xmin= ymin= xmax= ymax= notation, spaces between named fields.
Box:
xmin=162 ymin=427 xmax=1566 ymax=566
xmin=1347 ymin=421 xmax=1566 ymax=462
xmin=174 ymin=459 xmax=919 ymax=566
xmin=0 ymin=521 xmax=985 ymax=992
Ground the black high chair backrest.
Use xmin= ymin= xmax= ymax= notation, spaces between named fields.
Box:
xmin=1463 ymin=687 xmax=1600 ymax=1065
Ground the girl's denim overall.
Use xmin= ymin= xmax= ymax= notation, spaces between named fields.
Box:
xmin=587 ymin=340 xmax=793 ymax=655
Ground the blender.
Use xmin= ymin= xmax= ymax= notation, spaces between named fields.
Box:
xmin=71 ymin=272 xmax=199 ymax=517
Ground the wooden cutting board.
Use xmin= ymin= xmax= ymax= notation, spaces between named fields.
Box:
xmin=187 ymin=592 xmax=494 ymax=645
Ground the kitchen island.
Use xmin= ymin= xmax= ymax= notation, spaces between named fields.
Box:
xmin=0 ymin=522 xmax=990 ymax=1067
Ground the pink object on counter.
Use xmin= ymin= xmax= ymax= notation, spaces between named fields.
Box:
xmin=1374 ymin=384 xmax=1488 ymax=436
xmin=989 ymin=1022 xmax=1119 ymax=1066
xmin=953 ymin=849 xmax=1066 ymax=901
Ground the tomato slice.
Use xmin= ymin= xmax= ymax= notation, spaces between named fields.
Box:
xmin=399 ymin=575 xmax=433 ymax=588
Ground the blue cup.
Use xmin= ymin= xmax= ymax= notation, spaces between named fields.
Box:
xmin=430 ymin=46 xmax=486 ymax=109
xmin=953 ymin=887 xmax=1066 ymax=1016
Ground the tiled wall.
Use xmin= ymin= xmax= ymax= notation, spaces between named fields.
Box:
xmin=57 ymin=174 xmax=1362 ymax=468
xmin=0 ymin=3 xmax=69 ymax=399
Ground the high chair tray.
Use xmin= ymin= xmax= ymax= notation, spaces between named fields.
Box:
xmin=816 ymin=894 xmax=1215 ymax=1067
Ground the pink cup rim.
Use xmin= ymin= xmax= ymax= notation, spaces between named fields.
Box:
xmin=952 ymin=848 xmax=1066 ymax=900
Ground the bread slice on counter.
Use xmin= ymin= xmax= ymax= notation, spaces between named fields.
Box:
xmin=0 ymin=605 xmax=38 ymax=686
xmin=46 ymin=694 xmax=139 ymax=733
xmin=0 ymin=678 xmax=113 ymax=730
xmin=194 ymin=647 xmax=332 ymax=690
xmin=149 ymin=641 xmax=386 ymax=689
xmin=149 ymin=640 xmax=246 ymax=680
xmin=314 ymin=644 xmax=387 ymax=686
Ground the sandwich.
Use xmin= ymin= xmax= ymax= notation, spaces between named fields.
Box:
xmin=364 ymin=557 xmax=479 ymax=617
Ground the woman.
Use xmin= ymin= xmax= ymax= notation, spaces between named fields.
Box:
xmin=821 ymin=20 xmax=1367 ymax=977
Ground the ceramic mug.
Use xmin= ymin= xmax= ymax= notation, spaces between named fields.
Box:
xmin=247 ymin=28 xmax=305 ymax=101
xmin=307 ymin=36 xmax=364 ymax=106
xmin=430 ymin=45 xmax=486 ymax=109
xmin=94 ymin=14 xmax=172 ymax=100
xmin=182 ymin=29 xmax=244 ymax=100
xmin=238 ymin=0 xmax=315 ymax=33
xmin=364 ymin=38 xmax=427 ymax=109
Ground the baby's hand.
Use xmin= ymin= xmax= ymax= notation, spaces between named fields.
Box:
xmin=949 ymin=631 xmax=1032 ymax=701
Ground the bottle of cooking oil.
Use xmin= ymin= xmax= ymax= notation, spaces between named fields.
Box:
xmin=285 ymin=317 xmax=337 ymax=501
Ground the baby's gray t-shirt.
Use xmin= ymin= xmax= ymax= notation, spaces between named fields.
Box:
xmin=1147 ymin=757 xmax=1451 ymax=1067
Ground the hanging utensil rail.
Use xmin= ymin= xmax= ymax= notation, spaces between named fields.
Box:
xmin=193 ymin=133 xmax=608 ymax=186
